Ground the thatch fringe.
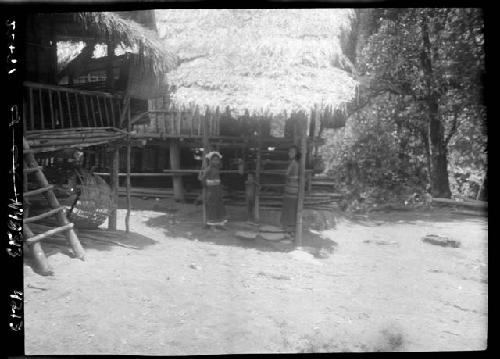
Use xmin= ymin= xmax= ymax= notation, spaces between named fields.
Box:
xmin=74 ymin=12 xmax=178 ymax=78
xmin=156 ymin=9 xmax=358 ymax=116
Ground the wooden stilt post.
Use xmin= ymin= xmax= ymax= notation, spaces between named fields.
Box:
xmin=24 ymin=221 xmax=53 ymax=275
xmin=108 ymin=146 xmax=119 ymax=230
xmin=170 ymin=139 xmax=185 ymax=202
xmin=295 ymin=113 xmax=307 ymax=247
xmin=201 ymin=107 xmax=210 ymax=226
xmin=254 ymin=114 xmax=262 ymax=223
xmin=125 ymin=97 xmax=131 ymax=233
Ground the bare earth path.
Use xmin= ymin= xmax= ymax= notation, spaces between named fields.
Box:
xmin=24 ymin=200 xmax=488 ymax=354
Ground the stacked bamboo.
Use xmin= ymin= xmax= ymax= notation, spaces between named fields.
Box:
xmin=25 ymin=127 xmax=126 ymax=153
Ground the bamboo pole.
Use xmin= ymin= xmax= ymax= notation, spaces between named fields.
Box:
xmin=89 ymin=96 xmax=97 ymax=127
xmin=97 ymin=96 xmax=104 ymax=126
xmin=83 ymin=95 xmax=90 ymax=127
xmin=65 ymin=92 xmax=73 ymax=127
xmin=103 ymin=95 xmax=111 ymax=127
xmin=48 ymin=90 xmax=55 ymax=129
xmin=24 ymin=225 xmax=53 ymax=276
xmin=29 ymin=88 xmax=35 ymax=130
xmin=254 ymin=115 xmax=262 ymax=223
xmin=75 ymin=93 xmax=82 ymax=127
xmin=126 ymin=98 xmax=131 ymax=233
xmin=38 ymin=89 xmax=45 ymax=130
xmin=295 ymin=114 xmax=308 ymax=248
xmin=108 ymin=146 xmax=120 ymax=231
xmin=109 ymin=98 xmax=116 ymax=127
xmin=23 ymin=98 xmax=28 ymax=131
xmin=201 ymin=107 xmax=210 ymax=226
xmin=189 ymin=105 xmax=194 ymax=136
xmin=23 ymin=138 xmax=85 ymax=260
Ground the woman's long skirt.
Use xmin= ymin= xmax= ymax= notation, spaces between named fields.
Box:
xmin=206 ymin=185 xmax=227 ymax=225
xmin=280 ymin=195 xmax=298 ymax=231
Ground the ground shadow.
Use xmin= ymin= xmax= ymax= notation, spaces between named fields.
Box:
xmin=144 ymin=204 xmax=336 ymax=255
xmin=24 ymin=228 xmax=158 ymax=276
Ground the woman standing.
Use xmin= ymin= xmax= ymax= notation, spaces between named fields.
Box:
xmin=199 ymin=151 xmax=227 ymax=228
xmin=280 ymin=145 xmax=300 ymax=234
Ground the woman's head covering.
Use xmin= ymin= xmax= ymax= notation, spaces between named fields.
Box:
xmin=206 ymin=151 xmax=223 ymax=160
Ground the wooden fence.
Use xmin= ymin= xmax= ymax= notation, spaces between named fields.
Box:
xmin=23 ymin=81 xmax=124 ymax=132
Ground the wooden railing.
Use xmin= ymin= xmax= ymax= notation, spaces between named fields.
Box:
xmin=23 ymin=81 xmax=124 ymax=132
xmin=134 ymin=108 xmax=220 ymax=137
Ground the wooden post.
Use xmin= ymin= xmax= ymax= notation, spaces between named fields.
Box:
xmin=108 ymin=146 xmax=120 ymax=230
xmin=24 ymin=225 xmax=53 ymax=275
xmin=201 ymin=107 xmax=210 ymax=226
xmin=295 ymin=114 xmax=307 ymax=247
xmin=125 ymin=97 xmax=131 ymax=233
xmin=254 ymin=115 xmax=262 ymax=223
xmin=170 ymin=139 xmax=185 ymax=202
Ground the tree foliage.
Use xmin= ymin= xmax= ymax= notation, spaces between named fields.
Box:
xmin=323 ymin=8 xmax=486 ymax=205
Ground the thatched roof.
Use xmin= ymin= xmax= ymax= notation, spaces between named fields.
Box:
xmin=156 ymin=9 xmax=358 ymax=116
xmin=54 ymin=11 xmax=178 ymax=77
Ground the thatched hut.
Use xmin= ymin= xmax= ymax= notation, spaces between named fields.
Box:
xmin=23 ymin=11 xmax=177 ymax=233
xmin=126 ymin=10 xmax=358 ymax=229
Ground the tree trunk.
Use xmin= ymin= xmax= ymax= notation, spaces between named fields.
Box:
xmin=420 ymin=13 xmax=452 ymax=198
xmin=427 ymin=100 xmax=452 ymax=198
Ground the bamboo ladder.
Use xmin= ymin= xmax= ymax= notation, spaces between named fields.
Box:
xmin=23 ymin=137 xmax=85 ymax=275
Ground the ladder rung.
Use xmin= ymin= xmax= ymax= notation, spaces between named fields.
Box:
xmin=23 ymin=185 xmax=54 ymax=198
xmin=23 ymin=166 xmax=43 ymax=174
xmin=24 ymin=206 xmax=65 ymax=224
xmin=25 ymin=223 xmax=74 ymax=243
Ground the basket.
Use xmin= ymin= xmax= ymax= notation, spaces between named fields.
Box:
xmin=67 ymin=170 xmax=115 ymax=229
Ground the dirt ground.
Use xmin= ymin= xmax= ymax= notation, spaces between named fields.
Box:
xmin=24 ymin=198 xmax=488 ymax=354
